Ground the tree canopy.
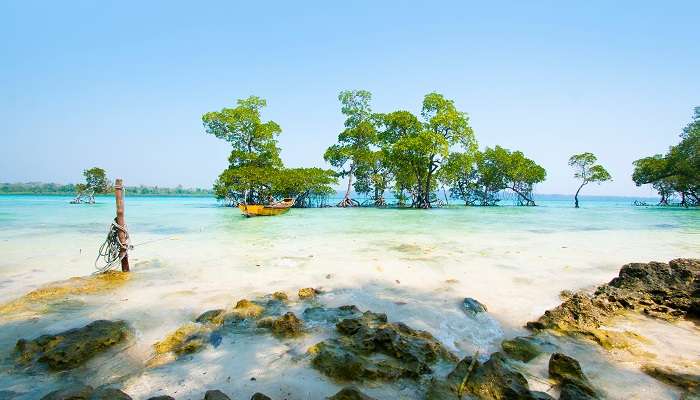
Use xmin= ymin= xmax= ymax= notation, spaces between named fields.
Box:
xmin=205 ymin=96 xmax=336 ymax=207
xmin=633 ymin=107 xmax=699 ymax=206
xmin=568 ymin=152 xmax=612 ymax=208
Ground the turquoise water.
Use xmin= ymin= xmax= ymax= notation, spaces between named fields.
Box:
xmin=0 ymin=194 xmax=698 ymax=399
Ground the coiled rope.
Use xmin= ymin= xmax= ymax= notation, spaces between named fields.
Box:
xmin=94 ymin=218 xmax=132 ymax=273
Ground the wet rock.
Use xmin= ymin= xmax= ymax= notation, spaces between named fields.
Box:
xmin=250 ymin=393 xmax=271 ymax=400
xmin=501 ymin=336 xmax=541 ymax=362
xmin=257 ymin=312 xmax=304 ymax=337
xmin=152 ymin=323 xmax=210 ymax=357
xmin=298 ymin=287 xmax=320 ymax=300
xmin=204 ymin=389 xmax=231 ymax=400
xmin=427 ymin=352 xmax=544 ymax=400
xmin=548 ymin=353 xmax=599 ymax=399
xmin=271 ymin=291 xmax=288 ymax=301
xmin=146 ymin=397 xmax=175 ymax=400
xmin=196 ymin=309 xmax=225 ymax=324
xmin=462 ymin=297 xmax=487 ymax=314
xmin=40 ymin=385 xmax=94 ymax=400
xmin=89 ymin=387 xmax=132 ymax=400
xmin=17 ymin=320 xmax=129 ymax=371
xmin=328 ymin=387 xmax=377 ymax=400
xmin=642 ymin=365 xmax=700 ymax=398
xmin=230 ymin=299 xmax=265 ymax=319
xmin=527 ymin=258 xmax=700 ymax=348
xmin=302 ymin=305 xmax=361 ymax=323
xmin=309 ymin=309 xmax=456 ymax=382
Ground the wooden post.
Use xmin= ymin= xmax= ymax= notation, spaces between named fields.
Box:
xmin=114 ymin=178 xmax=130 ymax=272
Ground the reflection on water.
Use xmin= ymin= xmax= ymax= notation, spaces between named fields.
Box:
xmin=0 ymin=195 xmax=698 ymax=399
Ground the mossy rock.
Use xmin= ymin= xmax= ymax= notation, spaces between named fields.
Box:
xmin=501 ymin=336 xmax=541 ymax=362
xmin=258 ymin=312 xmax=304 ymax=337
xmin=298 ymin=287 xmax=320 ymax=300
xmin=271 ymin=291 xmax=288 ymax=301
xmin=328 ymin=387 xmax=377 ymax=400
xmin=195 ymin=309 xmax=225 ymax=324
xmin=17 ymin=320 xmax=129 ymax=371
xmin=548 ymin=353 xmax=600 ymax=399
xmin=302 ymin=305 xmax=361 ymax=323
xmin=152 ymin=323 xmax=209 ymax=356
xmin=40 ymin=385 xmax=94 ymax=400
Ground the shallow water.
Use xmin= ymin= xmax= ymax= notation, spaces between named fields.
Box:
xmin=0 ymin=195 xmax=698 ymax=399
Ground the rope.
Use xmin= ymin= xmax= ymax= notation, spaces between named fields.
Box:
xmin=94 ymin=218 xmax=132 ymax=274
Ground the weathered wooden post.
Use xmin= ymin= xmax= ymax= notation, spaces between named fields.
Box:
xmin=114 ymin=178 xmax=130 ymax=272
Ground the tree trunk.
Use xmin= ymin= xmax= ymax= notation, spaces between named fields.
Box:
xmin=338 ymin=164 xmax=355 ymax=207
xmin=574 ymin=183 xmax=585 ymax=208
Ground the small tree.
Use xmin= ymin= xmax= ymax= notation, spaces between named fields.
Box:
xmin=568 ymin=152 xmax=612 ymax=208
xmin=73 ymin=167 xmax=110 ymax=204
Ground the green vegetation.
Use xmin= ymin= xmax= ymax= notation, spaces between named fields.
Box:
xmin=323 ymin=90 xmax=545 ymax=208
xmin=633 ymin=107 xmax=699 ymax=206
xmin=0 ymin=182 xmax=212 ymax=196
xmin=568 ymin=153 xmax=612 ymax=208
xmin=72 ymin=167 xmax=111 ymax=204
xmin=204 ymin=96 xmax=337 ymax=207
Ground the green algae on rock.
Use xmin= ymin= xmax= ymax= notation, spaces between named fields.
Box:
xmin=309 ymin=309 xmax=456 ymax=382
xmin=16 ymin=320 xmax=130 ymax=371
xmin=501 ymin=336 xmax=542 ymax=362
xmin=328 ymin=387 xmax=377 ymax=400
xmin=257 ymin=311 xmax=304 ymax=337
xmin=426 ymin=352 xmax=554 ymax=400
xmin=549 ymin=353 xmax=600 ymax=399
xmin=526 ymin=258 xmax=700 ymax=349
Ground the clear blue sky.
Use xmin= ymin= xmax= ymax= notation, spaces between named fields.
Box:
xmin=1 ymin=1 xmax=698 ymax=196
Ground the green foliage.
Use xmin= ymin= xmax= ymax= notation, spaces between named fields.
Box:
xmin=568 ymin=152 xmax=612 ymax=207
xmin=82 ymin=167 xmax=111 ymax=194
xmin=206 ymin=96 xmax=336 ymax=206
xmin=632 ymin=107 xmax=699 ymax=206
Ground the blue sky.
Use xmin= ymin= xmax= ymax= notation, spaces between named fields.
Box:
xmin=1 ymin=1 xmax=698 ymax=195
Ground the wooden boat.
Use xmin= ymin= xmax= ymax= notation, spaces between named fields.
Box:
xmin=238 ymin=198 xmax=295 ymax=217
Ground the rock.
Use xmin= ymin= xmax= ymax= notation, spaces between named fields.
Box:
xmin=309 ymin=309 xmax=456 ymax=382
xmin=17 ymin=320 xmax=129 ymax=371
xmin=328 ymin=387 xmax=377 ymax=400
xmin=89 ymin=387 xmax=132 ymax=400
xmin=257 ymin=312 xmax=304 ymax=337
xmin=196 ymin=309 xmax=225 ymax=324
xmin=427 ymin=352 xmax=543 ymax=400
xmin=146 ymin=397 xmax=175 ymax=400
xmin=298 ymin=287 xmax=319 ymax=300
xmin=250 ymin=394 xmax=271 ymax=400
xmin=271 ymin=291 xmax=288 ymax=301
xmin=462 ymin=297 xmax=487 ymax=314
xmin=548 ymin=353 xmax=599 ymax=399
xmin=642 ymin=364 xmax=700 ymax=399
xmin=501 ymin=336 xmax=541 ymax=362
xmin=527 ymin=258 xmax=700 ymax=348
xmin=302 ymin=305 xmax=361 ymax=323
xmin=231 ymin=299 xmax=265 ymax=319
xmin=152 ymin=323 xmax=210 ymax=357
xmin=204 ymin=389 xmax=231 ymax=400
xmin=40 ymin=385 xmax=94 ymax=400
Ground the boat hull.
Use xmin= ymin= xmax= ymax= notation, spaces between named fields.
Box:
xmin=238 ymin=204 xmax=292 ymax=217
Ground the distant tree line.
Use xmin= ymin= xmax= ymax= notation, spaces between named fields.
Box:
xmin=632 ymin=107 xmax=699 ymax=207
xmin=1 ymin=181 xmax=213 ymax=196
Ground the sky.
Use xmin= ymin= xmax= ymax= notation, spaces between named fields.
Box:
xmin=1 ymin=1 xmax=698 ymax=196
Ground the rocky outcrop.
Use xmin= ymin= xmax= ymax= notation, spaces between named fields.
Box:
xmin=527 ymin=258 xmax=700 ymax=347
xmin=328 ymin=387 xmax=377 ymax=400
xmin=426 ymin=352 xmax=554 ymax=399
xmin=258 ymin=312 xmax=304 ymax=337
xmin=298 ymin=287 xmax=320 ymax=300
xmin=303 ymin=305 xmax=361 ymax=323
xmin=501 ymin=336 xmax=541 ymax=362
xmin=203 ymin=389 xmax=231 ymax=400
xmin=642 ymin=364 xmax=700 ymax=399
xmin=548 ymin=353 xmax=600 ymax=399
xmin=40 ymin=385 xmax=133 ymax=400
xmin=16 ymin=320 xmax=130 ymax=371
xmin=309 ymin=309 xmax=456 ymax=382
xmin=462 ymin=297 xmax=488 ymax=315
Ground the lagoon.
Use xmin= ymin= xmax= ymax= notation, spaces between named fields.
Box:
xmin=0 ymin=195 xmax=698 ymax=399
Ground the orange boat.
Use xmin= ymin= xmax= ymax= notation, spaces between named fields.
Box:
xmin=238 ymin=198 xmax=295 ymax=217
